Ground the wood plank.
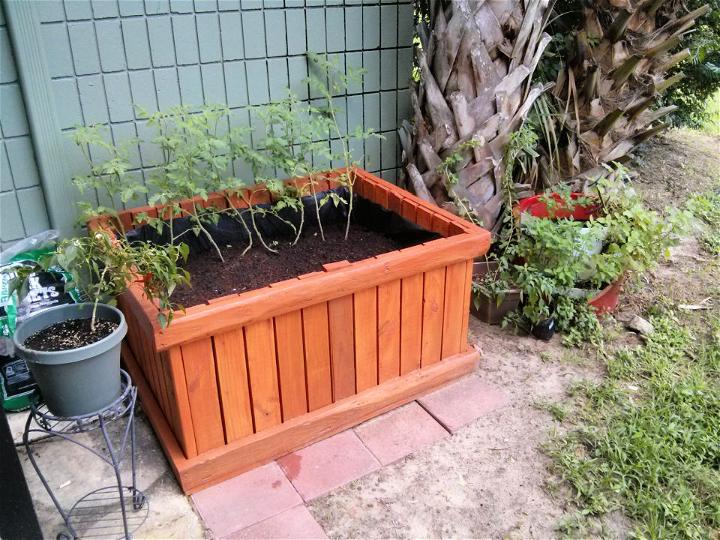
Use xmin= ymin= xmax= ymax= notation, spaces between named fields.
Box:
xmin=421 ymin=267 xmax=446 ymax=366
xmin=388 ymin=191 xmax=403 ymax=216
xmin=401 ymin=199 xmax=418 ymax=223
xmin=164 ymin=347 xmax=198 ymax=458
xmin=378 ymin=280 xmax=401 ymax=383
xmin=460 ymin=259 xmax=473 ymax=352
xmin=353 ymin=287 xmax=378 ymax=392
xmin=152 ymin=231 xmax=489 ymax=350
xmin=441 ymin=262 xmax=467 ymax=359
xmin=373 ymin=183 xmax=389 ymax=208
xmin=175 ymin=348 xmax=480 ymax=494
xmin=302 ymin=303 xmax=333 ymax=410
xmin=432 ymin=214 xmax=451 ymax=237
xmin=121 ymin=343 xmax=190 ymax=486
xmin=415 ymin=206 xmax=435 ymax=232
xmin=400 ymin=274 xmax=424 ymax=375
xmin=244 ymin=319 xmax=282 ymax=432
xmin=180 ymin=339 xmax=225 ymax=453
xmin=213 ymin=329 xmax=254 ymax=442
xmin=274 ymin=311 xmax=308 ymax=421
xmin=328 ymin=295 xmax=356 ymax=400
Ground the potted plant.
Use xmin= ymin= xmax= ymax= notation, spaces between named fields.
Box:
xmin=500 ymin=172 xmax=686 ymax=343
xmin=7 ymin=232 xmax=188 ymax=417
xmin=56 ymin=55 xmax=490 ymax=493
xmin=470 ymin=259 xmax=521 ymax=325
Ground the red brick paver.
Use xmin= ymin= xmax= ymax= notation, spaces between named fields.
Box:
xmin=417 ymin=375 xmax=509 ymax=433
xmin=354 ymin=402 xmax=449 ymax=465
xmin=224 ymin=505 xmax=327 ymax=540
xmin=277 ymin=430 xmax=380 ymax=501
xmin=192 ymin=462 xmax=302 ymax=538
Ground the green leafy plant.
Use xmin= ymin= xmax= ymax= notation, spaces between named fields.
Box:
xmin=686 ymin=191 xmax=720 ymax=256
xmin=306 ymin=52 xmax=384 ymax=239
xmin=72 ymin=125 xmax=147 ymax=234
xmin=8 ymin=231 xmax=189 ymax=329
xmin=479 ymin=166 xmax=687 ymax=345
xmin=547 ymin=311 xmax=720 ymax=537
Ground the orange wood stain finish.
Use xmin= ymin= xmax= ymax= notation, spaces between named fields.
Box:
xmin=116 ymin=169 xmax=490 ymax=493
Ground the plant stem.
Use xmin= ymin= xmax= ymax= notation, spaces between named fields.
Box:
xmin=310 ymin=173 xmax=326 ymax=241
xmin=191 ymin=204 xmax=225 ymax=262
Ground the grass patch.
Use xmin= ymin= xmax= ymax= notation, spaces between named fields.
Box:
xmin=700 ymin=90 xmax=720 ymax=136
xmin=546 ymin=312 xmax=720 ymax=538
xmin=687 ymin=191 xmax=720 ymax=257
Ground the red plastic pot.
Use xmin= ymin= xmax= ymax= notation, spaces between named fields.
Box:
xmin=588 ymin=274 xmax=625 ymax=314
xmin=517 ymin=193 xmax=600 ymax=221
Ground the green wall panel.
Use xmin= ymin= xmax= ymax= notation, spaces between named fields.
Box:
xmin=0 ymin=4 xmax=49 ymax=250
xmin=3 ymin=0 xmax=414 ymax=248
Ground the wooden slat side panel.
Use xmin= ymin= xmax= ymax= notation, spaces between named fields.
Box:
xmin=400 ymin=274 xmax=423 ymax=375
xmin=378 ymin=280 xmax=401 ymax=383
xmin=421 ymin=267 xmax=446 ymax=366
xmin=244 ymin=319 xmax=282 ymax=432
xmin=354 ymin=287 xmax=378 ymax=392
xmin=441 ymin=262 xmax=467 ymax=358
xmin=165 ymin=347 xmax=198 ymax=458
xmin=274 ymin=311 xmax=308 ymax=421
xmin=180 ymin=339 xmax=225 ymax=453
xmin=328 ymin=295 xmax=356 ymax=401
xmin=213 ymin=329 xmax=254 ymax=442
xmin=302 ymin=303 xmax=333 ymax=411
xmin=460 ymin=259 xmax=473 ymax=352
xmin=152 ymin=346 xmax=172 ymax=423
xmin=177 ymin=348 xmax=480 ymax=494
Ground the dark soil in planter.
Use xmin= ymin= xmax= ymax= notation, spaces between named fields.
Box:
xmin=23 ymin=319 xmax=118 ymax=352
xmin=172 ymin=222 xmax=416 ymax=307
xmin=129 ymin=191 xmax=441 ymax=308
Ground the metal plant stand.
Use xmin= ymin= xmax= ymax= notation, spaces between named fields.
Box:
xmin=23 ymin=370 xmax=148 ymax=540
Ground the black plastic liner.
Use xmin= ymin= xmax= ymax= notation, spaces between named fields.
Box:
xmin=126 ymin=187 xmax=441 ymax=256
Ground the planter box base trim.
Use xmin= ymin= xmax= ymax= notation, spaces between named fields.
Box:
xmin=122 ymin=342 xmax=479 ymax=494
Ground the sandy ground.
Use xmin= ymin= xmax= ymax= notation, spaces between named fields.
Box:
xmin=7 ymin=128 xmax=719 ymax=539
xmin=7 ymin=409 xmax=206 ymax=539
xmin=309 ymin=323 xmax=606 ymax=539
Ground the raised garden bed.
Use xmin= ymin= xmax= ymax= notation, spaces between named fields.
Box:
xmin=110 ymin=169 xmax=490 ymax=493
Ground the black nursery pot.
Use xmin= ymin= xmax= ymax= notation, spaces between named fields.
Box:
xmin=531 ymin=318 xmax=556 ymax=341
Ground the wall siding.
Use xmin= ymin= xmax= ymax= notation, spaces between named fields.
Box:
xmin=0 ymin=3 xmax=50 ymax=251
xmin=34 ymin=0 xmax=413 ymax=212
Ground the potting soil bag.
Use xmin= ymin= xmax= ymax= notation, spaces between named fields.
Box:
xmin=0 ymin=234 xmax=84 ymax=411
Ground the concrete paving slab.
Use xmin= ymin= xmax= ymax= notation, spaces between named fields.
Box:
xmin=192 ymin=462 xmax=302 ymax=538
xmin=354 ymin=402 xmax=449 ymax=465
xmin=417 ymin=374 xmax=509 ymax=432
xmin=277 ymin=430 xmax=380 ymax=501
xmin=7 ymin=409 xmax=205 ymax=539
xmin=223 ymin=505 xmax=328 ymax=539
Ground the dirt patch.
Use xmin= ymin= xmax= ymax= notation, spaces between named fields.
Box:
xmin=633 ymin=129 xmax=720 ymax=212
xmin=309 ymin=325 xmax=605 ymax=539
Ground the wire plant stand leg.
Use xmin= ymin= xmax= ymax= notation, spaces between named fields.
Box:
xmin=23 ymin=413 xmax=75 ymax=537
xmin=22 ymin=371 xmax=148 ymax=540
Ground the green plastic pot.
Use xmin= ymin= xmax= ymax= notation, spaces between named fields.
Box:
xmin=12 ymin=303 xmax=127 ymax=417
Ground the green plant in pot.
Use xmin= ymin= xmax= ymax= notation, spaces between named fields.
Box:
xmin=7 ymin=231 xmax=188 ymax=417
xmin=503 ymin=170 xmax=689 ymax=345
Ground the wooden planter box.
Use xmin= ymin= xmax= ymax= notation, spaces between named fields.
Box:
xmin=114 ymin=169 xmax=490 ymax=494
